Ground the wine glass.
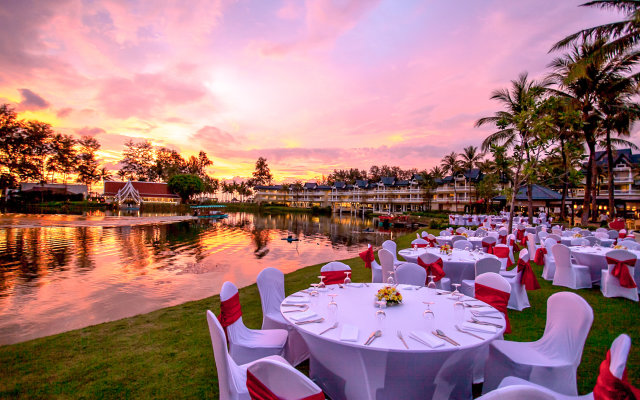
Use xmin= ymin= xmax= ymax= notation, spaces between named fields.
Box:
xmin=451 ymin=283 xmax=462 ymax=298
xmin=309 ymin=283 xmax=320 ymax=307
xmin=327 ymin=294 xmax=338 ymax=323
xmin=423 ymin=301 xmax=435 ymax=332
xmin=375 ymin=300 xmax=387 ymax=328
xmin=453 ymin=300 xmax=465 ymax=324
xmin=317 ymin=275 xmax=326 ymax=289
xmin=426 ymin=275 xmax=437 ymax=300
xmin=412 ymin=243 xmax=417 ymax=251
xmin=344 ymin=271 xmax=352 ymax=286
xmin=386 ymin=271 xmax=395 ymax=286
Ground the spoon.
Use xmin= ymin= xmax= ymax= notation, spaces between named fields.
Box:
xmin=436 ymin=329 xmax=460 ymax=346
xmin=470 ymin=317 xmax=503 ymax=328
xmin=283 ymin=305 xmax=308 ymax=313
xmin=319 ymin=322 xmax=339 ymax=335
xmin=366 ymin=330 xmax=382 ymax=346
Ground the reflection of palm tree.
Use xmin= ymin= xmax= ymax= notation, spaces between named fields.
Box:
xmin=251 ymin=226 xmax=270 ymax=258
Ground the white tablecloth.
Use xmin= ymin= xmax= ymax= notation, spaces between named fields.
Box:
xmin=435 ymin=236 xmax=484 ymax=249
xmin=398 ymin=248 xmax=499 ymax=284
xmin=560 ymin=237 xmax=614 ymax=247
xmin=281 ymin=283 xmax=505 ymax=399
xmin=570 ymin=247 xmax=640 ymax=284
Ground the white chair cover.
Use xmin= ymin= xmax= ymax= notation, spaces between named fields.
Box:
xmin=476 ymin=228 xmax=488 ymax=237
xmin=417 ymin=252 xmax=451 ymax=291
xmin=378 ymin=249 xmax=395 ymax=284
xmin=381 ymin=240 xmax=402 ymax=266
xmin=451 ymin=235 xmax=466 ymax=244
xmin=477 ymin=384 xmax=571 ymax=400
xmin=571 ymin=238 xmax=589 ymax=246
xmin=256 ymin=268 xmax=309 ymax=366
xmin=493 ymin=244 xmax=510 ymax=270
xmin=494 ymin=334 xmax=632 ymax=400
xmin=421 ymin=231 xmax=429 ymax=238
xmin=440 ymin=230 xmax=449 ymax=236
xmin=551 ymin=244 xmax=592 ymax=289
xmin=412 ymin=238 xmax=429 ymax=246
xmin=483 ymin=292 xmax=594 ymax=396
xmin=453 ymin=239 xmax=472 ymax=250
xmin=503 ymin=249 xmax=530 ymax=311
xmin=541 ymin=238 xmax=557 ymax=281
xmin=619 ymin=239 xmax=640 ymax=250
xmin=506 ymin=233 xmax=516 ymax=263
xmin=461 ymin=257 xmax=501 ymax=297
xmin=395 ymin=262 xmax=427 ymax=286
xmin=608 ymin=230 xmax=619 ymax=240
xmin=221 ymin=282 xmax=288 ymax=365
xmin=246 ymin=358 xmax=324 ymax=400
xmin=206 ymin=310 xmax=288 ymax=400
xmin=600 ymin=250 xmax=638 ymax=301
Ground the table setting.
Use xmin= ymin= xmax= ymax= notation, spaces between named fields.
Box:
xmin=398 ymin=247 xmax=499 ymax=284
xmin=280 ymin=280 xmax=506 ymax=399
xmin=570 ymin=245 xmax=640 ymax=283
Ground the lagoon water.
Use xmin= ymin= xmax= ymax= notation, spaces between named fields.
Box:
xmin=0 ymin=212 xmax=407 ymax=345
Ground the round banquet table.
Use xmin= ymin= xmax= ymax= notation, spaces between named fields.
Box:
xmin=560 ymin=237 xmax=614 ymax=247
xmin=570 ymin=246 xmax=640 ymax=285
xmin=435 ymin=236 xmax=484 ymax=249
xmin=281 ymin=283 xmax=505 ymax=400
xmin=398 ymin=247 xmax=499 ymax=284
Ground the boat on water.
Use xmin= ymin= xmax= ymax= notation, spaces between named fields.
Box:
xmin=191 ymin=205 xmax=228 ymax=219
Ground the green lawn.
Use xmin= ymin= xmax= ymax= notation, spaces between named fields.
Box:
xmin=0 ymin=229 xmax=638 ymax=398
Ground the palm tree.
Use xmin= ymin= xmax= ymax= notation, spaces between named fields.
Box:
xmin=429 ymin=166 xmax=444 ymax=179
xmin=460 ymin=146 xmax=485 ymax=171
xmin=476 ymin=72 xmax=551 ymax=226
xmin=548 ymin=39 xmax=640 ymax=223
xmin=441 ymin=152 xmax=462 ymax=212
xmin=551 ymin=1 xmax=640 ymax=65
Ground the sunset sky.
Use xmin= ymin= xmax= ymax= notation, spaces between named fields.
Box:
xmin=0 ymin=0 xmax=630 ymax=182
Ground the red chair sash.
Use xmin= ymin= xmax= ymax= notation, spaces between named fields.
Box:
xmin=605 ymin=257 xmax=637 ymax=289
xmin=509 ymin=238 xmax=520 ymax=253
xmin=592 ymin=350 xmax=640 ymax=400
xmin=475 ymin=283 xmax=511 ymax=334
xmin=247 ymin=370 xmax=325 ymax=400
xmin=482 ymin=241 xmax=495 ymax=254
xmin=519 ymin=234 xmax=528 ymax=246
xmin=413 ymin=243 xmax=428 ymax=248
xmin=534 ymin=247 xmax=547 ymax=265
xmin=321 ymin=270 xmax=350 ymax=285
xmin=499 ymin=234 xmax=507 ymax=245
xmin=517 ymin=258 xmax=540 ymax=290
xmin=427 ymin=237 xmax=438 ymax=247
xmin=359 ymin=247 xmax=374 ymax=269
xmin=493 ymin=247 xmax=513 ymax=268
xmin=218 ymin=292 xmax=242 ymax=332
xmin=468 ymin=218 xmax=472 ymax=222
xmin=619 ymin=232 xmax=627 ymax=239
xmin=417 ymin=257 xmax=445 ymax=283
xmin=516 ymin=229 xmax=524 ymax=242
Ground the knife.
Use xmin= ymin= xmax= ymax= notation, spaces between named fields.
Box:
xmin=364 ymin=330 xmax=376 ymax=345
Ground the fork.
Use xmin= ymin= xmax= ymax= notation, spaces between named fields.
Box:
xmin=319 ymin=322 xmax=339 ymax=335
xmin=397 ymin=330 xmax=409 ymax=349
xmin=295 ymin=318 xmax=325 ymax=325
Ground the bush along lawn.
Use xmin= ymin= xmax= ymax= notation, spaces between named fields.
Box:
xmin=0 ymin=229 xmax=637 ymax=398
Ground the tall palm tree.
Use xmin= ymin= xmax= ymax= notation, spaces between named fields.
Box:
xmin=551 ymin=1 xmax=640 ymax=64
xmin=429 ymin=166 xmax=444 ymax=179
xmin=548 ymin=38 xmax=640 ymax=223
xmin=476 ymin=72 xmax=551 ymax=225
xmin=441 ymin=152 xmax=462 ymax=212
xmin=460 ymin=146 xmax=485 ymax=171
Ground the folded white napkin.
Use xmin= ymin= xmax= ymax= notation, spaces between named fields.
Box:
xmin=399 ymin=284 xmax=417 ymax=290
xmin=347 ymin=283 xmax=364 ymax=288
xmin=285 ymin=297 xmax=310 ymax=304
xmin=409 ymin=331 xmax=444 ymax=348
xmin=289 ymin=310 xmax=318 ymax=322
xmin=473 ymin=308 xmax=500 ymax=316
xmin=339 ymin=324 xmax=359 ymax=341
xmin=461 ymin=322 xmax=497 ymax=334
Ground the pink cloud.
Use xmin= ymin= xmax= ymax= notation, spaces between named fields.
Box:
xmin=75 ymin=126 xmax=107 ymax=137
xmin=16 ymin=88 xmax=50 ymax=111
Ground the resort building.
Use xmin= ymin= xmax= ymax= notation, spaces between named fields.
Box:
xmin=103 ymin=181 xmax=181 ymax=205
xmin=19 ymin=183 xmax=88 ymax=199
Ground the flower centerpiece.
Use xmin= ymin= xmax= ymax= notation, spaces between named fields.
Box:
xmin=614 ymin=244 xmax=628 ymax=250
xmin=461 ymin=232 xmax=469 ymax=238
xmin=573 ymin=233 xmax=583 ymax=238
xmin=439 ymin=244 xmax=452 ymax=255
xmin=375 ymin=286 xmax=402 ymax=305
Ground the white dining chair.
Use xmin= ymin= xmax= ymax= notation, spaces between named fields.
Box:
xmin=320 ymin=261 xmax=351 ymax=285
xmin=220 ymin=281 xmax=288 ymax=365
xmin=381 ymin=240 xmax=402 ymax=266
xmin=601 ymin=250 xmax=638 ymax=302
xmin=551 ymin=244 xmax=592 ymax=289
xmin=461 ymin=257 xmax=501 ymax=297
xmin=411 ymin=238 xmax=429 ymax=247
xmin=541 ymin=238 xmax=558 ymax=281
xmin=206 ymin=310 xmax=289 ymax=400
xmin=493 ymin=244 xmax=511 ymax=270
xmin=451 ymin=235 xmax=466 ymax=244
xmin=417 ymin=252 xmax=451 ymax=290
xmin=503 ymin=249 xmax=530 ymax=311
xmin=256 ymin=268 xmax=309 ymax=366
xmin=618 ymin=239 xmax=640 ymax=250
xmin=453 ymin=239 xmax=472 ymax=250
xmin=378 ymin=248 xmax=396 ymax=284
xmin=490 ymin=334 xmax=633 ymax=400
xmin=482 ymin=292 xmax=594 ymax=396
xmin=395 ymin=262 xmax=427 ymax=286
xmin=246 ymin=358 xmax=324 ymax=400
xmin=571 ymin=238 xmax=589 ymax=246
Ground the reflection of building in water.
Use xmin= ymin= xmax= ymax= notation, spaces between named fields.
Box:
xmin=104 ymin=181 xmax=180 ymax=205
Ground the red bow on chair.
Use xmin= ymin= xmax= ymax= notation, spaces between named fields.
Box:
xmin=359 ymin=247 xmax=374 ymax=269
xmin=592 ymin=350 xmax=640 ymax=400
xmin=517 ymin=258 xmax=540 ymax=290
xmin=414 ymin=243 xmax=428 ymax=248
xmin=499 ymin=234 xmax=507 ymax=245
xmin=493 ymin=246 xmax=513 ymax=268
xmin=605 ymin=257 xmax=637 ymax=289
xmin=218 ymin=292 xmax=242 ymax=338
xmin=322 ymin=270 xmax=350 ymax=285
xmin=427 ymin=237 xmax=438 ymax=247
xmin=475 ymin=283 xmax=511 ymax=334
xmin=519 ymin=234 xmax=528 ymax=246
xmin=417 ymin=257 xmax=445 ymax=283
xmin=482 ymin=241 xmax=495 ymax=254
xmin=516 ymin=229 xmax=524 ymax=242
xmin=509 ymin=238 xmax=520 ymax=253
xmin=247 ymin=370 xmax=325 ymax=400
xmin=534 ymin=247 xmax=547 ymax=265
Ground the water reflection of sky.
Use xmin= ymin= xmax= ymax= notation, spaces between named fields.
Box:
xmin=0 ymin=212 xmax=408 ymax=345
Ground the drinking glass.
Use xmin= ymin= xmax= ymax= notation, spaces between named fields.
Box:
xmin=426 ymin=275 xmax=437 ymax=300
xmin=386 ymin=271 xmax=395 ymax=286
xmin=327 ymin=294 xmax=338 ymax=323
xmin=317 ymin=275 xmax=326 ymax=289
xmin=453 ymin=300 xmax=465 ymax=324
xmin=451 ymin=283 xmax=462 ymax=298
xmin=423 ymin=301 xmax=435 ymax=332
xmin=309 ymin=283 xmax=320 ymax=307
xmin=344 ymin=271 xmax=352 ymax=286
xmin=375 ymin=300 xmax=387 ymax=328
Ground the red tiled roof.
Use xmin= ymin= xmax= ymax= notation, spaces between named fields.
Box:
xmin=104 ymin=181 xmax=180 ymax=198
